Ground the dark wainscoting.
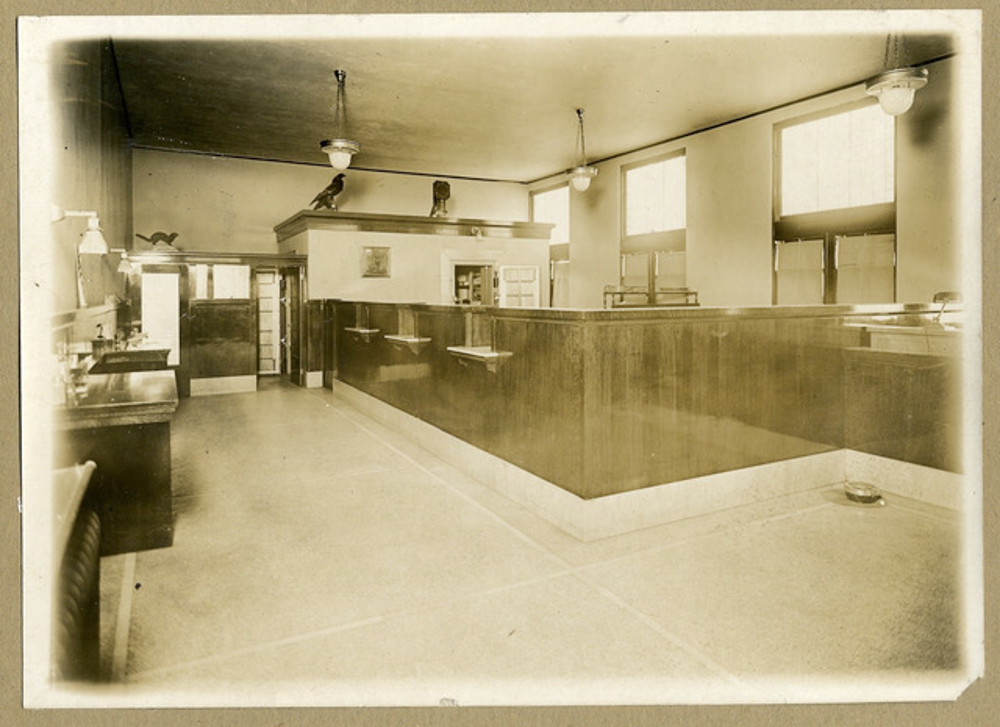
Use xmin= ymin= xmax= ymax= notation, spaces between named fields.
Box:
xmin=188 ymin=300 xmax=257 ymax=379
xmin=332 ymin=301 xmax=962 ymax=499
xmin=845 ymin=348 xmax=962 ymax=472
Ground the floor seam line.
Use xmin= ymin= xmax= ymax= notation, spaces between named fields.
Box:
xmin=321 ymin=395 xmax=571 ymax=565
xmin=128 ymin=568 xmax=579 ymax=681
xmin=569 ymin=570 xmax=745 ymax=687
xmin=111 ymin=552 xmax=137 ymax=681
xmin=128 ymin=615 xmax=387 ymax=680
xmin=882 ymin=500 xmax=962 ymax=524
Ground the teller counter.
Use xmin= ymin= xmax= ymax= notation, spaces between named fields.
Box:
xmin=331 ymin=301 xmax=964 ymax=500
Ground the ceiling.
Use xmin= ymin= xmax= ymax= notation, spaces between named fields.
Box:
xmin=109 ymin=17 xmax=956 ymax=183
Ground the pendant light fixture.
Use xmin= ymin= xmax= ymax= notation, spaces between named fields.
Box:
xmin=567 ymin=108 xmax=598 ymax=192
xmin=865 ymin=33 xmax=928 ymax=116
xmin=320 ymin=69 xmax=360 ymax=171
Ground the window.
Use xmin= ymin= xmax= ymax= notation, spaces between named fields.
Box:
xmin=774 ymin=101 xmax=896 ymax=304
xmin=530 ymin=184 xmax=569 ymax=245
xmin=779 ymin=102 xmax=894 ymax=217
xmin=774 ymin=239 xmax=825 ymax=305
xmin=192 ymin=263 xmax=251 ymax=299
xmin=623 ymin=152 xmax=686 ymax=238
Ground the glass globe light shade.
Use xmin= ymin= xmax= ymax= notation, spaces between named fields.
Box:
xmin=327 ymin=149 xmax=354 ymax=171
xmin=569 ymin=165 xmax=598 ymax=192
xmin=876 ymin=85 xmax=916 ymax=116
xmin=865 ymin=67 xmax=928 ymax=117
xmin=320 ymin=138 xmax=360 ymax=171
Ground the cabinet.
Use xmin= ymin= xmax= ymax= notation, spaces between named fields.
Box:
xmin=454 ymin=264 xmax=494 ymax=305
xmin=55 ymin=371 xmax=178 ymax=555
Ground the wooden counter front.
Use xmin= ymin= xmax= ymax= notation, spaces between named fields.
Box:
xmin=55 ymin=371 xmax=178 ymax=555
xmin=332 ymin=301 xmax=963 ymax=499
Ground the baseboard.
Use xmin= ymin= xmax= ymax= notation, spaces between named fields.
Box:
xmin=332 ymin=383 xmax=851 ymax=541
xmin=845 ymin=450 xmax=964 ymax=512
xmin=189 ymin=375 xmax=257 ymax=396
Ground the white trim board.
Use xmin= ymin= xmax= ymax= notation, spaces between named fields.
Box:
xmin=332 ymin=382 xmax=962 ymax=540
xmin=846 ymin=450 xmax=964 ymax=512
xmin=190 ymin=375 xmax=257 ymax=396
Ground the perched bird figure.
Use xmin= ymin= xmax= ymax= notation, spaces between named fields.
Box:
xmin=429 ymin=180 xmax=450 ymax=218
xmin=135 ymin=231 xmax=179 ymax=246
xmin=311 ymin=174 xmax=346 ymax=210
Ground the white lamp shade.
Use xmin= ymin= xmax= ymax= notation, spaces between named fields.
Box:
xmin=321 ymin=138 xmax=360 ymax=171
xmin=865 ymin=67 xmax=928 ymax=117
xmin=568 ymin=165 xmax=598 ymax=192
xmin=77 ymin=217 xmax=108 ymax=254
xmin=875 ymin=86 xmax=916 ymax=116
xmin=78 ymin=229 xmax=108 ymax=254
xmin=327 ymin=150 xmax=353 ymax=171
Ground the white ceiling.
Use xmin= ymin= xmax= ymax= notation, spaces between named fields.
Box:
xmin=108 ymin=14 xmax=957 ymax=183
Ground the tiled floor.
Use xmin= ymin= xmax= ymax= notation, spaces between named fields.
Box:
xmin=96 ymin=378 xmax=969 ymax=706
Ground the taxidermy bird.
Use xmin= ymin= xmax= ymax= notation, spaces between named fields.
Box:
xmin=429 ymin=180 xmax=450 ymax=218
xmin=311 ymin=174 xmax=346 ymax=210
xmin=135 ymin=231 xmax=179 ymax=246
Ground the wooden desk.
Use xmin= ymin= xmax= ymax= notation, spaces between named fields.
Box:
xmin=55 ymin=371 xmax=178 ymax=555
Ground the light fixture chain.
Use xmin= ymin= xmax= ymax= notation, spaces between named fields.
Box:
xmin=576 ymin=108 xmax=588 ymax=167
xmin=334 ymin=70 xmax=350 ymax=138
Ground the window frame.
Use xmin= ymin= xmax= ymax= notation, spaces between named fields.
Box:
xmin=772 ymin=99 xmax=897 ymax=304
xmin=529 ymin=181 xmax=571 ymax=247
xmin=620 ymin=149 xmax=687 ymax=253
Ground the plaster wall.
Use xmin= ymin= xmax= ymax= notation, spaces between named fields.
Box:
xmin=282 ymin=228 xmax=550 ymax=306
xmin=532 ymin=56 xmax=964 ymax=309
xmin=133 ymin=150 xmax=530 ymax=255
xmin=40 ymin=39 xmax=132 ymax=313
xmin=895 ymin=56 xmax=961 ymax=302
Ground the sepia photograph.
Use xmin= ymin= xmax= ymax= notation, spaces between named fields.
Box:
xmin=15 ymin=6 xmax=985 ymax=715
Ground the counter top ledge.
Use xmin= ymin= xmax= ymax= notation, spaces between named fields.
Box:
xmin=331 ymin=300 xmax=953 ymax=323
xmin=56 ymin=370 xmax=178 ymax=430
xmin=447 ymin=345 xmax=513 ymax=373
xmin=385 ymin=334 xmax=432 ymax=354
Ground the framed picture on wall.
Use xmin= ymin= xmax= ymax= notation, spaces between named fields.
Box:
xmin=361 ymin=246 xmax=391 ymax=277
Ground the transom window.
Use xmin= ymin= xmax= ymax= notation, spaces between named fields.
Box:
xmin=623 ymin=152 xmax=686 ymax=238
xmin=779 ymin=102 xmax=894 ymax=217
xmin=529 ymin=183 xmax=570 ymax=245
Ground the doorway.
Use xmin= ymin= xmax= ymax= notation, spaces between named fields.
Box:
xmin=255 ymin=269 xmax=280 ymax=375
xmin=453 ymin=264 xmax=494 ymax=305
xmin=280 ymin=267 xmax=303 ymax=385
